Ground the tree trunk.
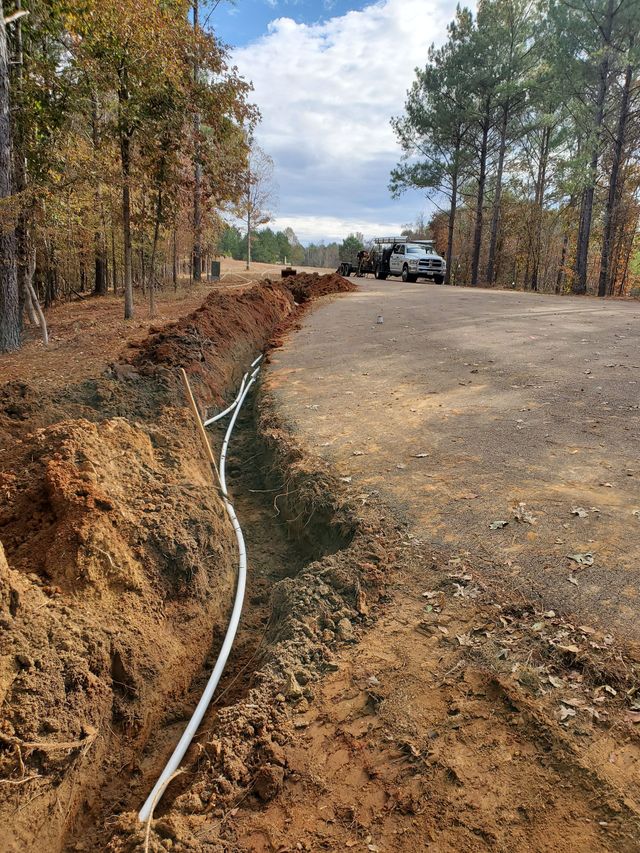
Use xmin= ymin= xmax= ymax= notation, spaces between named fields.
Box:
xmin=118 ymin=64 xmax=134 ymax=318
xmin=471 ymin=95 xmax=491 ymax=287
xmin=149 ymin=187 xmax=162 ymax=317
xmin=245 ymin=164 xmax=251 ymax=271
xmin=91 ymin=92 xmax=108 ymax=295
xmin=486 ymin=102 xmax=508 ymax=285
xmin=121 ymin=134 xmax=134 ymax=318
xmin=26 ymin=244 xmax=47 ymax=345
xmin=573 ymin=0 xmax=614 ymax=294
xmin=13 ymin=0 xmax=29 ymax=326
xmin=0 ymin=11 xmax=20 ymax=352
xmin=192 ymin=0 xmax=202 ymax=281
xmin=172 ymin=227 xmax=178 ymax=291
xmin=110 ymin=202 xmax=117 ymax=293
xmin=445 ymin=145 xmax=459 ymax=286
xmin=529 ymin=126 xmax=550 ymax=293
xmin=598 ymin=44 xmax=633 ymax=298
xmin=246 ymin=209 xmax=251 ymax=270
xmin=555 ymin=237 xmax=566 ymax=293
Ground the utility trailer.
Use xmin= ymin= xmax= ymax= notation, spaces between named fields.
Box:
xmin=339 ymin=237 xmax=446 ymax=283
xmin=338 ymin=249 xmax=377 ymax=278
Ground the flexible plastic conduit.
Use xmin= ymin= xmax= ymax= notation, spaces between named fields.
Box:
xmin=203 ymin=372 xmax=247 ymax=427
xmin=138 ymin=359 xmax=261 ymax=824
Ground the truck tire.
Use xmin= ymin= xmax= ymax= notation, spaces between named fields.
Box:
xmin=375 ymin=266 xmax=388 ymax=280
xmin=402 ymin=265 xmax=417 ymax=283
xmin=341 ymin=263 xmax=351 ymax=277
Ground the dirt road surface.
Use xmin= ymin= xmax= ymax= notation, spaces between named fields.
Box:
xmin=267 ymin=281 xmax=640 ymax=643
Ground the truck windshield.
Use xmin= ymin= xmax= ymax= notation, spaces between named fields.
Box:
xmin=406 ymin=246 xmax=431 ymax=255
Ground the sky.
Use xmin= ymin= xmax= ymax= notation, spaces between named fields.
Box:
xmin=211 ymin=0 xmax=459 ymax=245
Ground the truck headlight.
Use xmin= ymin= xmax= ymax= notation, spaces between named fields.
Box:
xmin=409 ymin=260 xmax=418 ymax=269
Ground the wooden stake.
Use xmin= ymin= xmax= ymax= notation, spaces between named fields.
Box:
xmin=179 ymin=368 xmax=220 ymax=483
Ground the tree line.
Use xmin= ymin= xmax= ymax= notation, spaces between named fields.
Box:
xmin=217 ymin=225 xmax=365 ymax=269
xmin=392 ymin=0 xmax=640 ymax=296
xmin=0 ymin=0 xmax=257 ymax=352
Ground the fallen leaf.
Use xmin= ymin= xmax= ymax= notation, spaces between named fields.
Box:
xmin=568 ymin=575 xmax=579 ymax=586
xmin=559 ymin=705 xmax=576 ymax=721
xmin=352 ymin=450 xmax=365 ymax=456
xmin=514 ymin=502 xmax=536 ymax=524
xmin=626 ymin=711 xmax=640 ymax=724
xmin=578 ymin=625 xmax=596 ymax=634
xmin=490 ymin=520 xmax=509 ymax=530
xmin=548 ymin=675 xmax=564 ymax=688
xmin=340 ymin=476 xmax=352 ymax=483
xmin=567 ymin=552 xmax=594 ymax=566
xmin=571 ymin=506 xmax=588 ymax=518
xmin=396 ymin=463 xmax=407 ymax=470
xmin=411 ymin=452 xmax=429 ymax=458
xmin=557 ymin=644 xmax=581 ymax=654
xmin=456 ymin=633 xmax=473 ymax=646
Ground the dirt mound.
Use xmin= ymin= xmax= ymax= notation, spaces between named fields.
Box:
xmin=122 ymin=280 xmax=296 ymax=406
xmin=280 ymin=271 xmax=357 ymax=303
xmin=0 ymin=412 xmax=237 ymax=853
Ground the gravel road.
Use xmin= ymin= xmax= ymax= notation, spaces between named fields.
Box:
xmin=267 ymin=281 xmax=640 ymax=642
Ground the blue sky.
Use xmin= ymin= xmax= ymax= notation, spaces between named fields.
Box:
xmin=213 ymin=0 xmax=367 ymax=48
xmin=209 ymin=0 xmax=460 ymax=244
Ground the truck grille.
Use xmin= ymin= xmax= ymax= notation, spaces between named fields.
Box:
xmin=418 ymin=259 xmax=443 ymax=271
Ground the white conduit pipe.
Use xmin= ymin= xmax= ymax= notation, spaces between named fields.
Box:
xmin=202 ymin=353 xmax=261 ymax=426
xmin=219 ymin=366 xmax=260 ymax=496
xmin=203 ymin=372 xmax=248 ymax=426
xmin=138 ymin=363 xmax=260 ymax=825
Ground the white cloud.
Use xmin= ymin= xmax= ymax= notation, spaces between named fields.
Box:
xmin=233 ymin=0 xmax=456 ymax=243
xmin=270 ymin=213 xmax=405 ymax=244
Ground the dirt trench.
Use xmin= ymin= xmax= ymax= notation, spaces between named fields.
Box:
xmin=0 ymin=273 xmax=367 ymax=853
xmin=65 ymin=390 xmax=374 ymax=850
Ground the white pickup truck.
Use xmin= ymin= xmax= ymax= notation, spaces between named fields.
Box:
xmin=372 ymin=237 xmax=446 ymax=284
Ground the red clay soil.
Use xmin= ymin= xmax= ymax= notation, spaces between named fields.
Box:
xmin=0 ymin=274 xmax=355 ymax=853
xmin=280 ymin=271 xmax=357 ymax=303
